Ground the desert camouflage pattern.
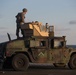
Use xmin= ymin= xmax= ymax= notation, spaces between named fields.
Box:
xmin=6 ymin=22 xmax=76 ymax=65
xmin=6 ymin=36 xmax=76 ymax=64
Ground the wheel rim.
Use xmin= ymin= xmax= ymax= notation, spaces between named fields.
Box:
xmin=16 ymin=58 xmax=25 ymax=68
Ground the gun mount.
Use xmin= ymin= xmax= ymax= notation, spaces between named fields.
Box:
xmin=21 ymin=22 xmax=54 ymax=38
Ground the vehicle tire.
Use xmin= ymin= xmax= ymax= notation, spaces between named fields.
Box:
xmin=12 ymin=53 xmax=29 ymax=71
xmin=68 ymin=54 xmax=76 ymax=69
xmin=53 ymin=63 xmax=66 ymax=67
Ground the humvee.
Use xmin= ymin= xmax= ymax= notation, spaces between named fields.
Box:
xmin=0 ymin=22 xmax=76 ymax=71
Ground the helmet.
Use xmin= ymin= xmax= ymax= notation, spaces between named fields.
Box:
xmin=23 ymin=8 xmax=27 ymax=12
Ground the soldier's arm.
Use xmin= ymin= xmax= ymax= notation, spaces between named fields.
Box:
xmin=21 ymin=13 xmax=25 ymax=23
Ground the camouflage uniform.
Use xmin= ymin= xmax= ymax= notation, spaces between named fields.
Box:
xmin=16 ymin=8 xmax=27 ymax=38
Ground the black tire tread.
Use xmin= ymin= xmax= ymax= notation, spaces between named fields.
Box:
xmin=12 ymin=53 xmax=29 ymax=71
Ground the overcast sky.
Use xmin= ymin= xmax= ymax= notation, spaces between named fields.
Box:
xmin=0 ymin=0 xmax=76 ymax=45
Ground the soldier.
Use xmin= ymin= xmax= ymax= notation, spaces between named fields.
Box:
xmin=15 ymin=8 xmax=27 ymax=38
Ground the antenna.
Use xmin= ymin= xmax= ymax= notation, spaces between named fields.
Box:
xmin=7 ymin=33 xmax=11 ymax=41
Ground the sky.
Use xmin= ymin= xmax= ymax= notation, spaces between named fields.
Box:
xmin=0 ymin=0 xmax=76 ymax=45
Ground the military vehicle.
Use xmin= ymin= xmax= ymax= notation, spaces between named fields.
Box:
xmin=0 ymin=21 xmax=76 ymax=71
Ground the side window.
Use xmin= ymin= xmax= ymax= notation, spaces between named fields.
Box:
xmin=54 ymin=41 xmax=64 ymax=48
xmin=40 ymin=41 xmax=46 ymax=47
xmin=61 ymin=41 xmax=66 ymax=47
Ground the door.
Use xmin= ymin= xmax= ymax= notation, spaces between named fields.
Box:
xmin=50 ymin=49 xmax=64 ymax=63
xmin=32 ymin=48 xmax=48 ymax=63
xmin=32 ymin=40 xmax=48 ymax=63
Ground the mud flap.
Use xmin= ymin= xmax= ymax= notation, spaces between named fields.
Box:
xmin=0 ymin=59 xmax=4 ymax=70
xmin=0 ymin=43 xmax=6 ymax=70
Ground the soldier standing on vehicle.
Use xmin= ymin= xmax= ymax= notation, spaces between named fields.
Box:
xmin=15 ymin=8 xmax=27 ymax=38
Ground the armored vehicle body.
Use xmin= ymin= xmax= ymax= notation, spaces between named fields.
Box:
xmin=0 ymin=22 xmax=76 ymax=71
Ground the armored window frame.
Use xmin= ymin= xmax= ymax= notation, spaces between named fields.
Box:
xmin=40 ymin=41 xmax=46 ymax=47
